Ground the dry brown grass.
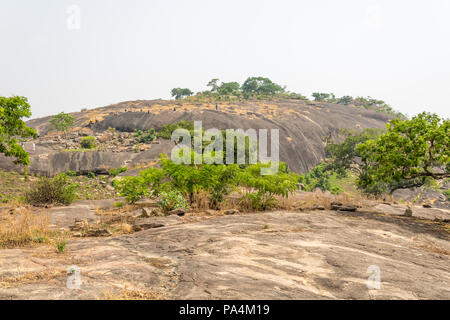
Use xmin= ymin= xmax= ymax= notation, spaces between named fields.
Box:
xmin=0 ymin=269 xmax=66 ymax=288
xmin=413 ymin=236 xmax=450 ymax=256
xmin=100 ymin=286 xmax=165 ymax=300
xmin=0 ymin=207 xmax=52 ymax=248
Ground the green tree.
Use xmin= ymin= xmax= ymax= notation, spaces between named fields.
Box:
xmin=358 ymin=112 xmax=449 ymax=193
xmin=312 ymin=93 xmax=331 ymax=102
xmin=50 ymin=112 xmax=75 ymax=134
xmin=207 ymin=79 xmax=220 ymax=93
xmin=241 ymin=77 xmax=284 ymax=97
xmin=325 ymin=128 xmax=384 ymax=176
xmin=337 ymin=95 xmax=353 ymax=105
xmin=0 ymin=96 xmax=37 ymax=165
xmin=171 ymin=88 xmax=194 ymax=100
xmin=217 ymin=82 xmax=240 ymax=95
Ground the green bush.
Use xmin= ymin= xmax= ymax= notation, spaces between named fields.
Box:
xmin=114 ymin=167 xmax=164 ymax=204
xmin=157 ymin=190 xmax=189 ymax=213
xmin=443 ymin=189 xmax=450 ymax=201
xmin=109 ymin=167 xmax=128 ymax=177
xmin=25 ymin=173 xmax=78 ymax=206
xmin=113 ymin=154 xmax=299 ymax=210
xmin=80 ymin=136 xmax=96 ymax=149
xmin=66 ymin=171 xmax=77 ymax=177
xmin=237 ymin=162 xmax=299 ymax=211
xmin=87 ymin=172 xmax=95 ymax=179
xmin=136 ymin=129 xmax=156 ymax=143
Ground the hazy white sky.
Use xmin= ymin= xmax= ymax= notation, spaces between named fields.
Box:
xmin=0 ymin=0 xmax=449 ymax=119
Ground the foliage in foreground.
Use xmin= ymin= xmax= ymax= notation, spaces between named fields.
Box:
xmin=157 ymin=190 xmax=189 ymax=213
xmin=0 ymin=96 xmax=37 ymax=165
xmin=114 ymin=154 xmax=299 ymax=211
xmin=358 ymin=112 xmax=449 ymax=193
xmin=321 ymin=112 xmax=449 ymax=196
xmin=25 ymin=173 xmax=78 ymax=206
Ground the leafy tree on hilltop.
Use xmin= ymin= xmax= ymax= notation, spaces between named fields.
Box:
xmin=312 ymin=92 xmax=333 ymax=102
xmin=207 ymin=79 xmax=220 ymax=93
xmin=217 ymin=82 xmax=240 ymax=95
xmin=171 ymin=88 xmax=194 ymax=100
xmin=50 ymin=112 xmax=75 ymax=134
xmin=241 ymin=77 xmax=285 ymax=97
xmin=0 ymin=96 xmax=37 ymax=165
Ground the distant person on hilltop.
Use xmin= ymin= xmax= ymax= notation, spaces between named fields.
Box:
xmin=216 ymin=104 xmax=218 ymax=111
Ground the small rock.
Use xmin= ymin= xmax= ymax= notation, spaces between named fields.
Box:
xmin=141 ymin=207 xmax=152 ymax=217
xmin=331 ymin=203 xmax=357 ymax=212
xmin=169 ymin=208 xmax=186 ymax=216
xmin=224 ymin=209 xmax=240 ymax=215
xmin=133 ymin=223 xmax=165 ymax=232
xmin=404 ymin=207 xmax=413 ymax=217
xmin=312 ymin=204 xmax=325 ymax=211
xmin=422 ymin=203 xmax=432 ymax=208
xmin=85 ymin=228 xmax=112 ymax=237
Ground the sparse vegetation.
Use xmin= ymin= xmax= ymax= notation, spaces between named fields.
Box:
xmin=80 ymin=136 xmax=96 ymax=149
xmin=0 ymin=209 xmax=51 ymax=248
xmin=109 ymin=167 xmax=128 ymax=177
xmin=50 ymin=112 xmax=75 ymax=134
xmin=25 ymin=173 xmax=78 ymax=206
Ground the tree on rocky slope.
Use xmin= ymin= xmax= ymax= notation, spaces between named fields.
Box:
xmin=0 ymin=96 xmax=37 ymax=165
xmin=357 ymin=112 xmax=449 ymax=193
xmin=50 ymin=112 xmax=74 ymax=134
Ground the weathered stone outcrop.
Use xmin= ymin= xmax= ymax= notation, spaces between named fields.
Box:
xmin=3 ymin=99 xmax=391 ymax=175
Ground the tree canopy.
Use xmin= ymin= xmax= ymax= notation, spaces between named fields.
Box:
xmin=357 ymin=112 xmax=449 ymax=193
xmin=50 ymin=112 xmax=75 ymax=132
xmin=171 ymin=88 xmax=194 ymax=100
xmin=0 ymin=96 xmax=37 ymax=165
xmin=241 ymin=77 xmax=285 ymax=97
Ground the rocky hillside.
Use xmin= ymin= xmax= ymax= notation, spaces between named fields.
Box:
xmin=1 ymin=99 xmax=392 ymax=176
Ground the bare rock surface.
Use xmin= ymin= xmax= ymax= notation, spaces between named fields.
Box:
xmin=0 ymin=209 xmax=448 ymax=300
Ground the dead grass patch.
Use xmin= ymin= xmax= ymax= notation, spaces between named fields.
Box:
xmin=0 ymin=269 xmax=66 ymax=288
xmin=413 ymin=236 xmax=450 ymax=256
xmin=0 ymin=207 xmax=54 ymax=248
xmin=100 ymin=286 xmax=165 ymax=300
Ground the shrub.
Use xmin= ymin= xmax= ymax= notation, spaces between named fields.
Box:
xmin=25 ymin=173 xmax=78 ymax=206
xmin=136 ymin=129 xmax=156 ymax=143
xmin=443 ymin=189 xmax=450 ymax=201
xmin=114 ymin=167 xmax=164 ymax=204
xmin=157 ymin=190 xmax=189 ymax=213
xmin=80 ymin=136 xmax=96 ymax=149
xmin=66 ymin=171 xmax=77 ymax=177
xmin=109 ymin=167 xmax=128 ymax=177
xmin=55 ymin=238 xmax=67 ymax=253
xmin=87 ymin=172 xmax=95 ymax=179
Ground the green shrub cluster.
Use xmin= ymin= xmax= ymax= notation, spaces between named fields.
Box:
xmin=298 ymin=164 xmax=343 ymax=195
xmin=113 ymin=154 xmax=299 ymax=211
xmin=109 ymin=167 xmax=128 ymax=177
xmin=25 ymin=173 xmax=78 ymax=206
xmin=80 ymin=136 xmax=96 ymax=149
xmin=134 ymin=129 xmax=156 ymax=143
xmin=158 ymin=190 xmax=189 ymax=213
